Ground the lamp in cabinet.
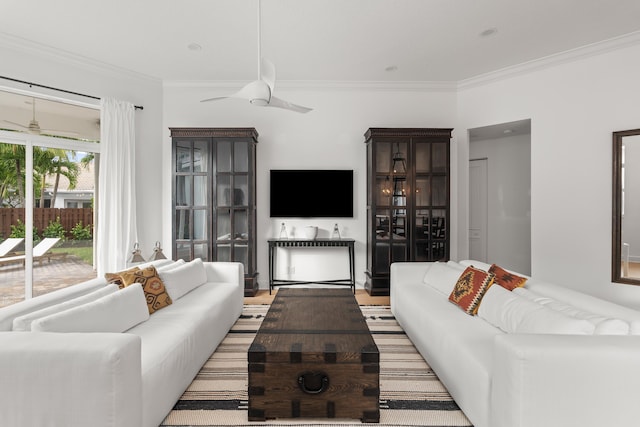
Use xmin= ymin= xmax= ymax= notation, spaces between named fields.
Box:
xmin=392 ymin=143 xmax=407 ymax=197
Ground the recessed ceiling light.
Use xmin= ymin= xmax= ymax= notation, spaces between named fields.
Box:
xmin=479 ymin=27 xmax=498 ymax=37
xmin=385 ymin=65 xmax=398 ymax=72
xmin=187 ymin=43 xmax=202 ymax=52
xmin=503 ymin=129 xmax=513 ymax=134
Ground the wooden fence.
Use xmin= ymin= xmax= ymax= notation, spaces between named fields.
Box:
xmin=0 ymin=208 xmax=93 ymax=240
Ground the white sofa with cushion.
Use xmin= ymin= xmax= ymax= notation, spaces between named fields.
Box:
xmin=0 ymin=258 xmax=244 ymax=427
xmin=391 ymin=259 xmax=640 ymax=427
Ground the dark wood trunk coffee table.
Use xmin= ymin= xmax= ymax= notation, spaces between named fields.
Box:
xmin=248 ymin=288 xmax=380 ymax=423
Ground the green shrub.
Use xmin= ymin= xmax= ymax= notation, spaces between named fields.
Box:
xmin=71 ymin=221 xmax=92 ymax=240
xmin=42 ymin=217 xmax=67 ymax=240
xmin=10 ymin=219 xmax=40 ymax=242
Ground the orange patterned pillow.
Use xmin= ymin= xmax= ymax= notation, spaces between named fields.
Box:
xmin=488 ymin=264 xmax=527 ymax=291
xmin=118 ymin=265 xmax=173 ymax=314
xmin=449 ymin=266 xmax=495 ymax=315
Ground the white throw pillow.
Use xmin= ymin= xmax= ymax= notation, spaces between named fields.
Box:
xmin=512 ymin=287 xmax=554 ymax=304
xmin=156 ymin=259 xmax=186 ymax=273
xmin=629 ymin=321 xmax=640 ymax=335
xmin=544 ymin=301 xmax=629 ymax=335
xmin=446 ymin=260 xmax=466 ymax=270
xmin=159 ymin=258 xmax=207 ymax=300
xmin=12 ymin=284 xmax=119 ymax=331
xmin=423 ymin=262 xmax=466 ymax=296
xmin=478 ymin=285 xmax=595 ymax=335
xmin=31 ymin=283 xmax=149 ymax=333
xmin=458 ymin=259 xmax=492 ymax=272
xmin=136 ymin=258 xmax=174 ymax=270
xmin=513 ymin=287 xmax=629 ymax=335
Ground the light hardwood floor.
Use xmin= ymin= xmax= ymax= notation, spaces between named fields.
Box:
xmin=244 ymin=288 xmax=390 ymax=306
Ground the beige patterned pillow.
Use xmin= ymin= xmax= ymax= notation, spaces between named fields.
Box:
xmin=118 ymin=266 xmax=173 ymax=314
xmin=105 ymin=266 xmax=139 ymax=289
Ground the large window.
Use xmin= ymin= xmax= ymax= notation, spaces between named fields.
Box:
xmin=0 ymin=89 xmax=100 ymax=307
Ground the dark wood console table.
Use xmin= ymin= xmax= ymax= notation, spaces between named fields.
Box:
xmin=267 ymin=238 xmax=356 ymax=294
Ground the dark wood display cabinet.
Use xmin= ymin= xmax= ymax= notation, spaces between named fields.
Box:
xmin=364 ymin=127 xmax=453 ymax=296
xmin=170 ymin=127 xmax=259 ymax=296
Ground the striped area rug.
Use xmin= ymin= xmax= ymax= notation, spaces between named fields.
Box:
xmin=161 ymin=305 xmax=472 ymax=427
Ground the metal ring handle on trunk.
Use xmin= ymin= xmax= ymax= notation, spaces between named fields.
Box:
xmin=297 ymin=371 xmax=329 ymax=394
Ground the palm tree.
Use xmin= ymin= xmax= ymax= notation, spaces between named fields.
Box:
xmin=0 ymin=145 xmax=83 ymax=208
xmin=79 ymin=152 xmax=94 ymax=168
xmin=33 ymin=148 xmax=54 ymax=207
xmin=0 ymin=143 xmax=26 ymax=206
xmin=0 ymin=143 xmax=20 ymax=206
xmin=50 ymin=153 xmax=79 ymax=207
xmin=32 ymin=148 xmax=79 ymax=208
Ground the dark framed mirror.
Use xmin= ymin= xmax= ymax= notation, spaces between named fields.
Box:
xmin=612 ymin=128 xmax=640 ymax=285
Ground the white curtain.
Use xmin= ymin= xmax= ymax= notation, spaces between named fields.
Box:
xmin=96 ymin=98 xmax=138 ymax=276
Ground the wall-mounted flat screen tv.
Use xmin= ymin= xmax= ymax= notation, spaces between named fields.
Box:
xmin=270 ymin=169 xmax=354 ymax=218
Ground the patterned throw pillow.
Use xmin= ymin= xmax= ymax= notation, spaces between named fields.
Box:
xmin=488 ymin=264 xmax=527 ymax=291
xmin=449 ymin=266 xmax=495 ymax=315
xmin=105 ymin=267 xmax=139 ymax=289
xmin=117 ymin=266 xmax=173 ymax=314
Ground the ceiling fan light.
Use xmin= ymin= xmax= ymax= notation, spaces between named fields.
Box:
xmin=28 ymin=120 xmax=41 ymax=134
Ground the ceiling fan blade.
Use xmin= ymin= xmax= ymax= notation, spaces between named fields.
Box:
xmin=260 ymin=58 xmax=276 ymax=93
xmin=200 ymin=96 xmax=230 ymax=103
xmin=201 ymin=80 xmax=271 ymax=105
xmin=267 ymin=96 xmax=313 ymax=114
xmin=2 ymin=119 xmax=29 ymax=129
xmin=41 ymin=128 xmax=80 ymax=136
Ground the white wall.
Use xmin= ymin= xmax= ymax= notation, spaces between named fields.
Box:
xmin=0 ymin=39 xmax=164 ymax=257
xmin=469 ymin=133 xmax=531 ymax=274
xmin=456 ymin=41 xmax=640 ymax=308
xmin=163 ymin=83 xmax=457 ymax=288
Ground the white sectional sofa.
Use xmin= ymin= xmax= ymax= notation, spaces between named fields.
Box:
xmin=391 ymin=259 xmax=640 ymax=427
xmin=0 ymin=258 xmax=244 ymax=427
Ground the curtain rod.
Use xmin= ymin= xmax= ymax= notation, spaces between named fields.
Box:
xmin=0 ymin=75 xmax=144 ymax=110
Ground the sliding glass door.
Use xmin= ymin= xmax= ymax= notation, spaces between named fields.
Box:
xmin=0 ymin=91 xmax=100 ymax=307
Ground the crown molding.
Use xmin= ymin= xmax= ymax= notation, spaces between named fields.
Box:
xmin=458 ymin=30 xmax=640 ymax=90
xmin=0 ymin=32 xmax=161 ymax=84
xmin=163 ymin=79 xmax=458 ymax=92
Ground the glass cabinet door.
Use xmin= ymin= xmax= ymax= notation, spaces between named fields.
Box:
xmin=413 ymin=139 xmax=449 ymax=263
xmin=214 ymin=140 xmax=250 ymax=266
xmin=372 ymin=140 xmax=409 ymax=277
xmin=173 ymin=138 xmax=210 ymax=261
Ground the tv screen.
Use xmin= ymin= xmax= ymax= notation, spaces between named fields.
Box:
xmin=270 ymin=169 xmax=354 ymax=218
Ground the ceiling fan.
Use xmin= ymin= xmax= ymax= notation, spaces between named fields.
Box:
xmin=200 ymin=0 xmax=312 ymax=114
xmin=2 ymin=98 xmax=78 ymax=136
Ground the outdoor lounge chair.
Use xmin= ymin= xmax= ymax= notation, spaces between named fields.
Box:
xmin=0 ymin=238 xmax=64 ymax=266
xmin=0 ymin=238 xmax=24 ymax=258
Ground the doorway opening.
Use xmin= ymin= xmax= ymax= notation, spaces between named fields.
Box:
xmin=468 ymin=119 xmax=531 ymax=275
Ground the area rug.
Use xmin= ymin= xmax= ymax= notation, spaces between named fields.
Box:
xmin=161 ymin=305 xmax=473 ymax=427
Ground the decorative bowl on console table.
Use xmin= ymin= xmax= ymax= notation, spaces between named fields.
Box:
xmin=300 ymin=226 xmax=318 ymax=240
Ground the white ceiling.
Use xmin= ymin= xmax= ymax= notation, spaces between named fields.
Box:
xmin=2 ymin=0 xmax=640 ymax=83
